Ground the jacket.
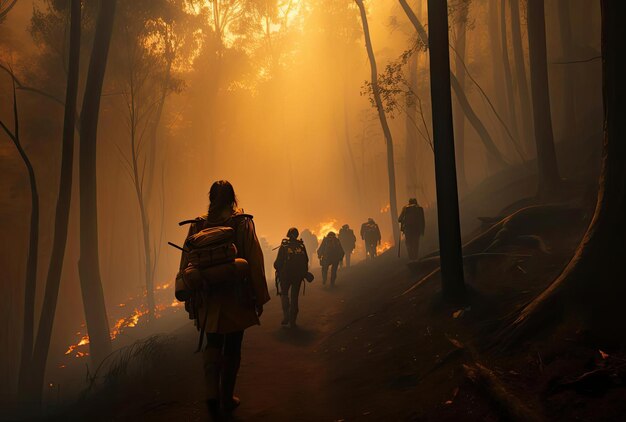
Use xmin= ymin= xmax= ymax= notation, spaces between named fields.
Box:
xmin=178 ymin=210 xmax=270 ymax=334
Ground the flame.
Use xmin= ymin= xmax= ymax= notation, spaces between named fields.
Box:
xmin=377 ymin=241 xmax=392 ymax=255
xmin=65 ymin=335 xmax=89 ymax=355
xmin=314 ymin=219 xmax=340 ymax=241
xmin=110 ymin=307 xmax=149 ymax=339
xmin=380 ymin=204 xmax=390 ymax=213
xmin=63 ymin=281 xmax=184 ymax=361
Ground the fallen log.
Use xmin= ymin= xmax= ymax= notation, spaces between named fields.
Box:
xmin=463 ymin=363 xmax=544 ymax=422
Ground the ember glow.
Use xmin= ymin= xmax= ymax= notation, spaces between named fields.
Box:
xmin=314 ymin=220 xmax=340 ymax=241
xmin=377 ymin=241 xmax=392 ymax=255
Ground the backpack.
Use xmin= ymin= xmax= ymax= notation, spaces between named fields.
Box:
xmin=362 ymin=223 xmax=379 ymax=242
xmin=280 ymin=239 xmax=308 ymax=280
xmin=320 ymin=237 xmax=345 ymax=263
xmin=401 ymin=205 xmax=425 ymax=234
xmin=339 ymin=228 xmax=356 ymax=250
xmin=174 ymin=215 xmax=250 ymax=302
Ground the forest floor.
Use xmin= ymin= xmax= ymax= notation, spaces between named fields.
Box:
xmin=25 ymin=132 xmax=626 ymax=421
xmin=49 ymin=200 xmax=626 ymax=421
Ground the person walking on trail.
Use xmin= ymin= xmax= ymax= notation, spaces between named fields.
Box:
xmin=317 ymin=231 xmax=345 ymax=287
xmin=398 ymin=198 xmax=426 ymax=260
xmin=175 ymin=180 xmax=270 ymax=421
xmin=360 ymin=218 xmax=381 ymax=260
xmin=338 ymin=224 xmax=357 ymax=267
xmin=274 ymin=227 xmax=309 ymax=328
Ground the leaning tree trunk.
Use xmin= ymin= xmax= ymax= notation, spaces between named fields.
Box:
xmin=453 ymin=2 xmax=469 ymax=192
xmin=78 ymin=0 xmax=117 ymax=364
xmin=502 ymin=0 xmax=626 ymax=347
xmin=1 ymin=81 xmax=40 ymax=404
xmin=510 ymin=0 xmax=534 ymax=150
xmin=399 ymin=0 xmax=508 ymax=171
xmin=500 ymin=0 xmax=520 ymax=141
xmin=29 ymin=0 xmax=81 ymax=405
xmin=527 ymin=0 xmax=561 ymax=195
xmin=400 ymin=0 xmax=507 ymax=171
xmin=427 ymin=0 xmax=467 ymax=303
xmin=355 ymin=0 xmax=401 ymax=246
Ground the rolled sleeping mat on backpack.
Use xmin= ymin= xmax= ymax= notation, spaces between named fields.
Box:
xmin=187 ymin=243 xmax=238 ymax=268
xmin=177 ymin=258 xmax=250 ymax=298
xmin=186 ymin=226 xmax=235 ymax=249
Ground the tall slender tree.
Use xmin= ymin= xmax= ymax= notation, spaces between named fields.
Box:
xmin=78 ymin=0 xmax=118 ymax=364
xmin=355 ymin=0 xmax=400 ymax=246
xmin=500 ymin=0 xmax=520 ymax=140
xmin=557 ymin=0 xmax=577 ymax=141
xmin=29 ymin=0 xmax=81 ymax=403
xmin=1 ymin=79 xmax=40 ymax=404
xmin=405 ymin=53 xmax=420 ymax=199
xmin=427 ymin=0 xmax=466 ymax=302
xmin=527 ymin=0 xmax=561 ymax=195
xmin=510 ymin=0 xmax=533 ymax=149
xmin=452 ymin=1 xmax=469 ymax=192
xmin=399 ymin=0 xmax=507 ymax=171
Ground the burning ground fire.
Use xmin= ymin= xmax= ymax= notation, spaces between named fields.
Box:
xmin=63 ymin=282 xmax=183 ymax=361
xmin=377 ymin=241 xmax=393 ymax=255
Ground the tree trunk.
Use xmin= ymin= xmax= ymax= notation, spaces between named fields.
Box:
xmin=355 ymin=0 xmax=401 ymax=246
xmin=449 ymin=75 xmax=506 ymax=170
xmin=427 ymin=0 xmax=467 ymax=303
xmin=343 ymin=88 xmax=363 ymax=206
xmin=453 ymin=4 xmax=468 ymax=192
xmin=488 ymin=0 xmax=508 ymax=131
xmin=500 ymin=0 xmax=520 ymax=140
xmin=131 ymin=122 xmax=155 ymax=319
xmin=501 ymin=0 xmax=626 ymax=347
xmin=78 ymin=0 xmax=117 ymax=364
xmin=557 ymin=0 xmax=577 ymax=141
xmin=527 ymin=0 xmax=561 ymax=195
xmin=29 ymin=0 xmax=81 ymax=405
xmin=510 ymin=0 xmax=534 ymax=150
xmin=405 ymin=53 xmax=419 ymax=199
xmin=2 ymin=81 xmax=40 ymax=404
xmin=399 ymin=0 xmax=508 ymax=171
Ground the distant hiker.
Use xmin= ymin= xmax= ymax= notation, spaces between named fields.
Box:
xmin=300 ymin=228 xmax=319 ymax=266
xmin=398 ymin=198 xmax=426 ymax=260
xmin=174 ymin=180 xmax=270 ymax=420
xmin=274 ymin=227 xmax=310 ymax=328
xmin=360 ymin=218 xmax=381 ymax=260
xmin=338 ymin=224 xmax=357 ymax=267
xmin=317 ymin=231 xmax=345 ymax=287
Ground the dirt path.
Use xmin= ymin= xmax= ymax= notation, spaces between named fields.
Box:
xmin=140 ymin=266 xmax=348 ymax=422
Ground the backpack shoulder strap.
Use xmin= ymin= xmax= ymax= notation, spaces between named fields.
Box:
xmin=179 ymin=215 xmax=207 ymax=226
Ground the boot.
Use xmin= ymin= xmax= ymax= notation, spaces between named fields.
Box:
xmin=221 ymin=355 xmax=241 ymax=413
xmin=203 ymin=347 xmax=222 ymax=420
xmin=289 ymin=308 xmax=298 ymax=329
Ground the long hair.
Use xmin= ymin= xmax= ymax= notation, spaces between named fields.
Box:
xmin=208 ymin=180 xmax=238 ymax=215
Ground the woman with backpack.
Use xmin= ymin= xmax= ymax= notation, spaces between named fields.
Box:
xmin=176 ymin=180 xmax=270 ymax=420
